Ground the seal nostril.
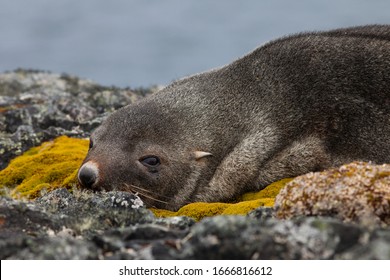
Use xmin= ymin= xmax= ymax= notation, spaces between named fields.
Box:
xmin=78 ymin=165 xmax=98 ymax=188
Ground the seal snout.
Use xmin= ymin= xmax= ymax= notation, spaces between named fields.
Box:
xmin=78 ymin=161 xmax=99 ymax=189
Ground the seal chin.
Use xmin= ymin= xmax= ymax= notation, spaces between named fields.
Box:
xmin=78 ymin=161 xmax=100 ymax=189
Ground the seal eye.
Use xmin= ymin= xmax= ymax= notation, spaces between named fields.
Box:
xmin=140 ymin=156 xmax=160 ymax=167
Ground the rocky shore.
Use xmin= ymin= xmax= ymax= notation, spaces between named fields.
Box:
xmin=1 ymin=70 xmax=390 ymax=259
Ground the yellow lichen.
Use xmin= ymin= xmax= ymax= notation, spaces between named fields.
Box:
xmin=0 ymin=136 xmax=287 ymax=219
xmin=0 ymin=136 xmax=89 ymax=199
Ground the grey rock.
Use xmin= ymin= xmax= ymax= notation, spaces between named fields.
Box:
xmin=248 ymin=207 xmax=275 ymax=220
xmin=177 ymin=216 xmax=366 ymax=260
xmin=154 ymin=216 xmax=196 ymax=230
xmin=0 ymin=69 xmax=155 ymax=170
xmin=338 ymin=230 xmax=390 ymax=259
xmin=1 ymin=192 xmax=390 ymax=259
xmin=35 ymin=188 xmax=154 ymax=235
xmin=8 ymin=236 xmax=100 ymax=260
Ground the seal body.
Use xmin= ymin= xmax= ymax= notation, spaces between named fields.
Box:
xmin=78 ymin=25 xmax=390 ymax=210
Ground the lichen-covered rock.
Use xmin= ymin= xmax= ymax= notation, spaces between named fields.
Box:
xmin=247 ymin=207 xmax=275 ymax=220
xmin=337 ymin=229 xmax=390 ymax=259
xmin=0 ymin=69 xmax=155 ymax=170
xmin=35 ymin=188 xmax=154 ymax=235
xmin=274 ymin=162 xmax=390 ymax=226
xmin=178 ymin=216 xmax=364 ymax=259
xmin=154 ymin=216 xmax=196 ymax=230
xmin=0 ymin=188 xmax=156 ymax=259
xmin=7 ymin=236 xmax=100 ymax=260
xmin=2 ymin=190 xmax=390 ymax=259
xmin=0 ymin=196 xmax=63 ymax=238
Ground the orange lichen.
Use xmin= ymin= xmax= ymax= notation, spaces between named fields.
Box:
xmin=274 ymin=162 xmax=390 ymax=226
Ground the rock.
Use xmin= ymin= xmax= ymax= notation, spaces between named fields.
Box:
xmin=7 ymin=236 xmax=100 ymax=260
xmin=178 ymin=216 xmax=364 ymax=259
xmin=0 ymin=69 xmax=155 ymax=170
xmin=274 ymin=162 xmax=390 ymax=226
xmin=338 ymin=229 xmax=390 ymax=259
xmin=247 ymin=207 xmax=275 ymax=220
xmin=35 ymin=188 xmax=155 ymax=235
xmin=0 ymin=188 xmax=154 ymax=259
xmin=154 ymin=216 xmax=196 ymax=230
xmin=0 ymin=196 xmax=63 ymax=238
xmin=1 ymin=190 xmax=390 ymax=259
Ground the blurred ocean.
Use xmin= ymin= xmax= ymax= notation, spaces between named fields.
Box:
xmin=1 ymin=0 xmax=389 ymax=87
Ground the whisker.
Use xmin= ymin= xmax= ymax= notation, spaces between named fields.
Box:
xmin=123 ymin=183 xmax=173 ymax=201
xmin=137 ymin=192 xmax=169 ymax=205
xmin=121 ymin=183 xmax=169 ymax=205
xmin=128 ymin=184 xmax=153 ymax=194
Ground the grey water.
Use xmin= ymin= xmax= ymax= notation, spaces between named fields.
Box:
xmin=1 ymin=0 xmax=389 ymax=87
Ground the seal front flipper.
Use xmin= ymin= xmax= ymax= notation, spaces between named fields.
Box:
xmin=194 ymin=135 xmax=334 ymax=203
xmin=193 ymin=130 xmax=281 ymax=203
xmin=254 ymin=136 xmax=334 ymax=187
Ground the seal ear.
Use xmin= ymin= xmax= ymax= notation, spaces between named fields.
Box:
xmin=194 ymin=151 xmax=213 ymax=161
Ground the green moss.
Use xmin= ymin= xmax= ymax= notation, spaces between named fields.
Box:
xmin=0 ymin=136 xmax=89 ymax=199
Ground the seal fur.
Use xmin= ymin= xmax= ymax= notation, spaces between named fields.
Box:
xmin=78 ymin=25 xmax=390 ymax=210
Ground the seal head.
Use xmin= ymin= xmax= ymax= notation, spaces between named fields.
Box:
xmin=78 ymin=94 xmax=217 ymax=210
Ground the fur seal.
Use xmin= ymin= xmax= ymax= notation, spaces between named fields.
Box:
xmin=78 ymin=25 xmax=390 ymax=211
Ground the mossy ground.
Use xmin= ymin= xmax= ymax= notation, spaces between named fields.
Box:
xmin=0 ymin=136 xmax=289 ymax=219
xmin=0 ymin=136 xmax=89 ymax=199
xmin=151 ymin=179 xmax=291 ymax=220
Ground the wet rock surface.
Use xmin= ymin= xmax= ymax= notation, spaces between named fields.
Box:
xmin=1 ymin=70 xmax=390 ymax=259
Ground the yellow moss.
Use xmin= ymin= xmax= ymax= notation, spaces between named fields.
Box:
xmin=150 ymin=203 xmax=230 ymax=221
xmin=222 ymin=198 xmax=274 ymax=215
xmin=177 ymin=202 xmax=231 ymax=221
xmin=150 ymin=179 xmax=287 ymax=220
xmin=0 ymin=136 xmax=89 ymax=199
xmin=62 ymin=169 xmax=80 ymax=186
xmin=150 ymin=208 xmax=179 ymax=218
xmin=240 ymin=178 xmax=293 ymax=201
